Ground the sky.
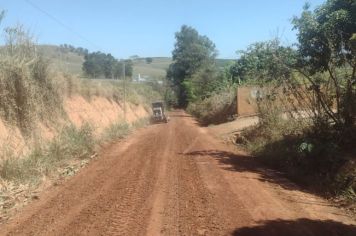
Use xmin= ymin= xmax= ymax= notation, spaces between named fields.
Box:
xmin=0 ymin=0 xmax=325 ymax=59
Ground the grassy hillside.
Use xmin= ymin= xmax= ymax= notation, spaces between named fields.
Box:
xmin=36 ymin=45 xmax=233 ymax=79
xmin=132 ymin=58 xmax=233 ymax=79
xmin=37 ymin=45 xmax=84 ymax=75
xmin=131 ymin=57 xmax=172 ymax=80
xmin=37 ymin=45 xmax=170 ymax=79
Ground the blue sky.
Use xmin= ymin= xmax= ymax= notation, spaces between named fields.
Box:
xmin=1 ymin=0 xmax=325 ymax=59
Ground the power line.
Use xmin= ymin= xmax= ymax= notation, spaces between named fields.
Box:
xmin=24 ymin=0 xmax=103 ymax=51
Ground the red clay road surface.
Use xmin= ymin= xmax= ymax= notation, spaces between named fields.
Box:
xmin=1 ymin=110 xmax=355 ymax=236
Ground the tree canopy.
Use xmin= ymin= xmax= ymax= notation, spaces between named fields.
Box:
xmin=145 ymin=57 xmax=153 ymax=64
xmin=230 ymin=40 xmax=296 ymax=84
xmin=59 ymin=44 xmax=89 ymax=56
xmin=292 ymin=0 xmax=356 ymax=74
xmin=167 ymin=25 xmax=217 ymax=106
xmin=82 ymin=52 xmax=133 ymax=79
xmin=292 ymin=0 xmax=356 ymax=128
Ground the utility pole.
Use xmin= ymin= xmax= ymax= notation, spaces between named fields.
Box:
xmin=123 ymin=60 xmax=126 ymax=122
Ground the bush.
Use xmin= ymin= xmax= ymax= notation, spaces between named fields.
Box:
xmin=187 ymin=87 xmax=236 ymax=125
xmin=242 ymin=92 xmax=356 ymax=197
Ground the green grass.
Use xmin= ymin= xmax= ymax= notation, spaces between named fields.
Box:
xmin=35 ymin=45 xmax=234 ymax=80
xmin=132 ymin=57 xmax=172 ymax=79
xmin=36 ymin=45 xmax=171 ymax=79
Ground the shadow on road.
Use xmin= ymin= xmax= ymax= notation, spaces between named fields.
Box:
xmin=231 ymin=218 xmax=356 ymax=236
xmin=184 ymin=150 xmax=351 ymax=212
xmin=184 ymin=150 xmax=300 ymax=192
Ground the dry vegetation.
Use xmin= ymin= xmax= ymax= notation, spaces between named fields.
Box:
xmin=0 ymin=24 xmax=160 ymax=194
xmin=241 ymin=83 xmax=356 ymax=206
xmin=0 ymin=25 xmax=63 ymax=135
xmin=187 ymin=87 xmax=236 ymax=125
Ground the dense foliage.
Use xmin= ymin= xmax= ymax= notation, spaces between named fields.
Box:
xmin=167 ymin=25 xmax=218 ymax=107
xmin=59 ymin=44 xmax=89 ymax=56
xmin=240 ymin=0 xmax=356 ymax=197
xmin=145 ymin=57 xmax=153 ymax=64
xmin=165 ymin=1 xmax=356 ymax=197
xmin=230 ymin=40 xmax=296 ymax=84
xmin=82 ymin=52 xmax=133 ymax=79
xmin=292 ymin=0 xmax=356 ymax=131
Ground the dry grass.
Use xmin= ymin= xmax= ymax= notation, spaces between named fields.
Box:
xmin=101 ymin=121 xmax=131 ymax=142
xmin=0 ymin=25 xmax=63 ymax=135
xmin=0 ymin=24 xmax=159 ymax=186
xmin=0 ymin=124 xmax=95 ymax=183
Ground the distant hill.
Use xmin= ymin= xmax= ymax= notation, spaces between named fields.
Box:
xmin=36 ymin=45 xmax=170 ymax=79
xmin=37 ymin=45 xmax=85 ymax=75
xmin=131 ymin=57 xmax=172 ymax=80
xmin=35 ymin=45 xmax=233 ymax=79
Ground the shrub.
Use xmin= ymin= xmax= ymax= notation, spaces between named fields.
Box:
xmin=242 ymin=90 xmax=356 ymax=197
xmin=187 ymin=87 xmax=236 ymax=125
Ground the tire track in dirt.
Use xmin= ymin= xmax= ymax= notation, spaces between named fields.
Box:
xmin=1 ymin=110 xmax=355 ymax=236
xmin=1 ymin=127 xmax=167 ymax=236
xmin=59 ymin=127 xmax=167 ymax=236
xmin=145 ymin=122 xmax=173 ymax=235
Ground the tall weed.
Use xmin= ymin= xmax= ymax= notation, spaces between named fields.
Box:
xmin=0 ymin=124 xmax=95 ymax=183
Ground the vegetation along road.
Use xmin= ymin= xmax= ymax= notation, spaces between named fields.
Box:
xmin=1 ymin=111 xmax=355 ymax=236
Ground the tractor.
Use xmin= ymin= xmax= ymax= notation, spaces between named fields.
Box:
xmin=151 ymin=101 xmax=168 ymax=123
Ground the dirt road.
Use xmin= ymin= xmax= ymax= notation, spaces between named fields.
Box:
xmin=1 ymin=111 xmax=355 ymax=236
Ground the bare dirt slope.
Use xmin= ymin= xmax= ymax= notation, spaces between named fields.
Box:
xmin=1 ymin=111 xmax=355 ymax=236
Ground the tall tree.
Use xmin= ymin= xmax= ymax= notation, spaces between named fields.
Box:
xmin=292 ymin=0 xmax=356 ymax=129
xmin=167 ymin=25 xmax=217 ymax=106
xmin=82 ymin=52 xmax=120 ymax=79
xmin=112 ymin=60 xmax=133 ymax=80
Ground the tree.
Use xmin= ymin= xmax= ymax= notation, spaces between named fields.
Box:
xmin=102 ymin=53 xmax=116 ymax=78
xmin=167 ymin=25 xmax=217 ymax=106
xmin=112 ymin=61 xmax=123 ymax=79
xmin=230 ymin=40 xmax=296 ymax=84
xmin=145 ymin=57 xmax=153 ymax=64
xmin=111 ymin=60 xmax=133 ymax=80
xmin=82 ymin=53 xmax=101 ymax=78
xmin=124 ymin=59 xmax=133 ymax=78
xmin=82 ymin=51 xmax=115 ymax=78
xmin=292 ymin=0 xmax=356 ymax=130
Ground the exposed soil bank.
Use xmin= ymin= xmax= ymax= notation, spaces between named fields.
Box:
xmin=0 ymin=95 xmax=148 ymax=156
